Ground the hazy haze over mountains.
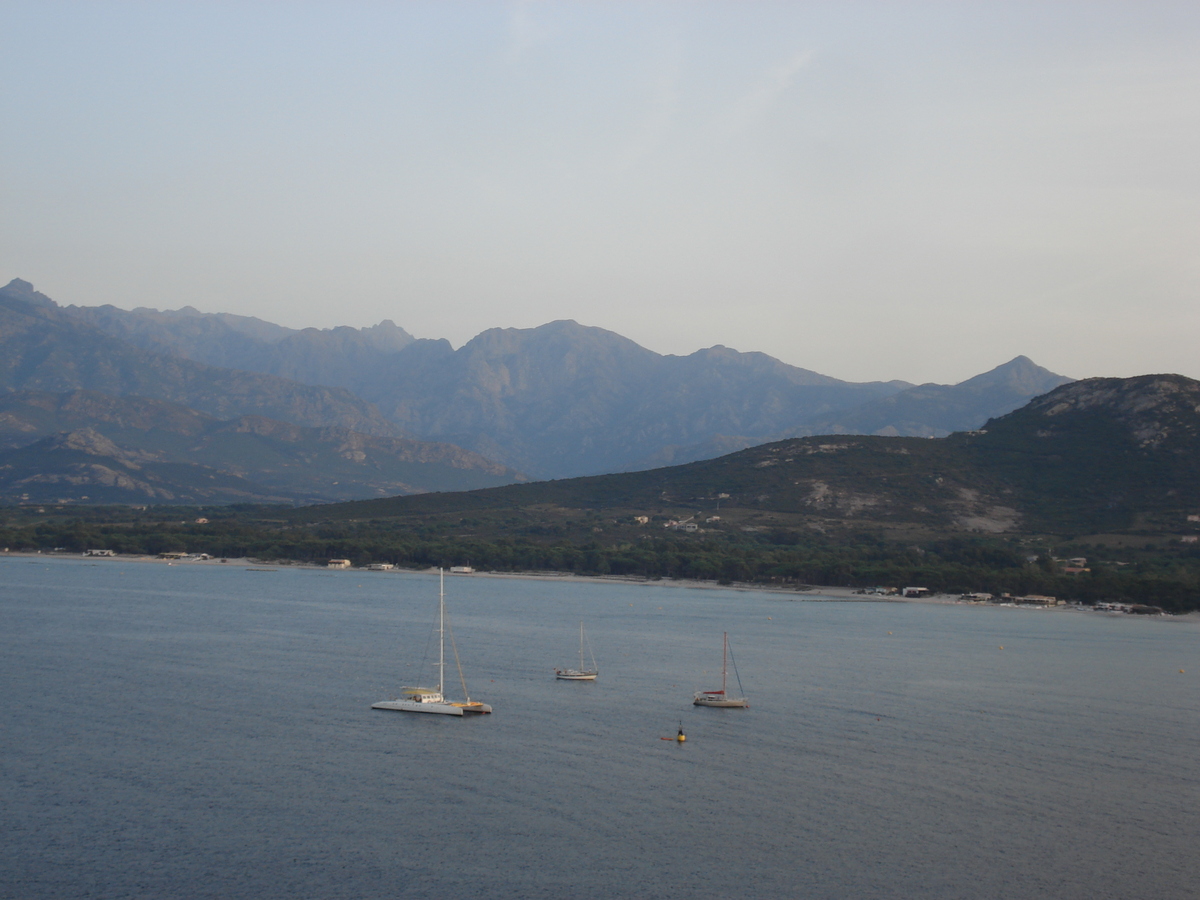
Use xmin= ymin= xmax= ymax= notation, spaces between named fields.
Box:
xmin=1 ymin=278 xmax=1077 ymax=485
xmin=0 ymin=389 xmax=524 ymax=505
xmin=804 ymin=356 xmax=1074 ymax=439
xmin=0 ymin=280 xmax=400 ymax=437
xmin=327 ymin=374 xmax=1200 ymax=537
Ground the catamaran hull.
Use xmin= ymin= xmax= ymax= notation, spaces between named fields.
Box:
xmin=371 ymin=700 xmax=492 ymax=715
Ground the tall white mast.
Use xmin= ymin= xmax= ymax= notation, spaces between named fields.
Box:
xmin=722 ymin=632 xmax=728 ymax=695
xmin=438 ymin=568 xmax=445 ymax=694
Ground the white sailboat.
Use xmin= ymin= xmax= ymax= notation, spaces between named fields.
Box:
xmin=555 ymin=622 xmax=598 ymax=681
xmin=372 ymin=569 xmax=492 ymax=716
xmin=693 ymin=632 xmax=748 ymax=707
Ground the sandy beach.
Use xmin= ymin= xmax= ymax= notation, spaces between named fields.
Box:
xmin=8 ymin=550 xmax=1196 ymax=619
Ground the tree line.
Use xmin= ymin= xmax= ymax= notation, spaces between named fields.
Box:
xmin=3 ymin=514 xmax=1198 ymax=613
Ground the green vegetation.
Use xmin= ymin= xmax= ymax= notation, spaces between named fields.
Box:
xmin=3 ymin=503 xmax=1198 ymax=613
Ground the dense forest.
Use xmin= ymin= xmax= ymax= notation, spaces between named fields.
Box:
xmin=4 ymin=505 xmax=1197 ymax=613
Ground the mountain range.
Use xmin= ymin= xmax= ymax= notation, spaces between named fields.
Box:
xmin=301 ymin=374 xmax=1200 ymax=537
xmin=2 ymin=277 xmax=1074 ymax=500
xmin=0 ymin=279 xmax=399 ymax=435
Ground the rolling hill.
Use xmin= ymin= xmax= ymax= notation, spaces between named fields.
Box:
xmin=292 ymin=375 xmax=1200 ymax=537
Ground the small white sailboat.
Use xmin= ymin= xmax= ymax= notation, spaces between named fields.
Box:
xmin=372 ymin=569 xmax=492 ymax=716
xmin=555 ymin=622 xmax=598 ymax=680
xmin=693 ymin=632 xmax=748 ymax=707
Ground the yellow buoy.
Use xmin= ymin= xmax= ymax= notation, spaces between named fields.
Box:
xmin=999 ymin=646 xmax=1004 ymax=650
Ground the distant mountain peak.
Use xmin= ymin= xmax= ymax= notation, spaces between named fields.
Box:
xmin=955 ymin=356 xmax=1072 ymax=394
xmin=4 ymin=278 xmax=35 ymax=295
xmin=1 ymin=278 xmax=56 ymax=308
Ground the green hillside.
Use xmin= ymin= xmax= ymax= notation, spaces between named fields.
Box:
xmin=289 ymin=374 xmax=1200 ymax=536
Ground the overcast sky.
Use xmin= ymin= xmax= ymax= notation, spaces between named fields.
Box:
xmin=3 ymin=1 xmax=1198 ymax=384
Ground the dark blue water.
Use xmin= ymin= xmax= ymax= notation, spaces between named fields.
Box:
xmin=2 ymin=556 xmax=1197 ymax=899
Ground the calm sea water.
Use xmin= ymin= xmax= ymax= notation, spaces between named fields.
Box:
xmin=1 ymin=556 xmax=1197 ymax=899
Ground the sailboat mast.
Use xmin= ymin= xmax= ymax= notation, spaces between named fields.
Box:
xmin=722 ymin=632 xmax=728 ymax=694
xmin=579 ymin=621 xmax=585 ymax=670
xmin=438 ymin=568 xmax=445 ymax=693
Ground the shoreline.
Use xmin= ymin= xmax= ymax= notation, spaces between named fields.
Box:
xmin=5 ymin=549 xmax=1195 ymax=619
xmin=0 ymin=550 xmax=922 ymax=601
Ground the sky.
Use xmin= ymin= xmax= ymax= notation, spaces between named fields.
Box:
xmin=2 ymin=1 xmax=1199 ymax=385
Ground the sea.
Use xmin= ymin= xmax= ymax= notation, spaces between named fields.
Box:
xmin=2 ymin=555 xmax=1197 ymax=900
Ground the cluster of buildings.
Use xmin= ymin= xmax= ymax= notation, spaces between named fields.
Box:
xmin=324 ymin=561 xmax=472 ymax=573
xmin=961 ymin=592 xmax=1061 ymax=606
xmin=662 ymin=515 xmax=722 ymax=533
xmin=1092 ymin=601 xmax=1165 ymax=615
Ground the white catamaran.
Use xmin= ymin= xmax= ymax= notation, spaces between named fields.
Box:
xmin=693 ymin=632 xmax=748 ymax=707
xmin=555 ymin=622 xmax=598 ymax=680
xmin=372 ymin=569 xmax=492 ymax=716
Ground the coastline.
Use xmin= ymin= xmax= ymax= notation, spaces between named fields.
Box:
xmin=0 ymin=550 xmax=911 ymax=601
xmin=5 ymin=550 xmax=1195 ymax=619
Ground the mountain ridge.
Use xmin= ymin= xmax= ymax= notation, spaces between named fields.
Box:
xmin=295 ymin=375 xmax=1200 ymax=537
xmin=0 ymin=281 xmax=402 ymax=436
xmin=3 ymin=278 xmax=1073 ymax=480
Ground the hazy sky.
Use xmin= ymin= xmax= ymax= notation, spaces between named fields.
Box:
xmin=3 ymin=1 xmax=1199 ymax=384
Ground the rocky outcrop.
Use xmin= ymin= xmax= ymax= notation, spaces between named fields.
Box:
xmin=1021 ymin=374 xmax=1200 ymax=449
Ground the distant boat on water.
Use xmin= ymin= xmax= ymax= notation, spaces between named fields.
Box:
xmin=693 ymin=632 xmax=748 ymax=708
xmin=555 ymin=622 xmax=598 ymax=680
xmin=372 ymin=569 xmax=491 ymax=716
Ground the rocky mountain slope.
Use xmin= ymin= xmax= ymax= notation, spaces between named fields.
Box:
xmin=367 ymin=321 xmax=913 ymax=477
xmin=0 ymin=390 xmax=525 ymax=504
xmin=0 ymin=280 xmax=401 ymax=436
xmin=6 ymin=278 xmax=1073 ymax=480
xmin=61 ymin=295 xmax=418 ymax=398
xmin=301 ymin=375 xmax=1200 ymax=536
